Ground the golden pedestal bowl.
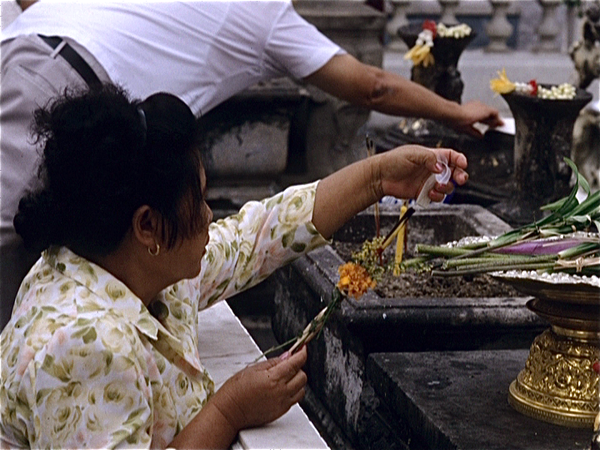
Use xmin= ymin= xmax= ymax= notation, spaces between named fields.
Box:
xmin=494 ymin=272 xmax=600 ymax=428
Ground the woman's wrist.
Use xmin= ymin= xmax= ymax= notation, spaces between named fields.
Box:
xmin=369 ymin=153 xmax=385 ymax=202
xmin=312 ymin=154 xmax=379 ymax=238
xmin=208 ymin=400 xmax=240 ymax=440
xmin=168 ymin=399 xmax=239 ymax=449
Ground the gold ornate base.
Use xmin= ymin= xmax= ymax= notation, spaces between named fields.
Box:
xmin=508 ymin=328 xmax=600 ymax=428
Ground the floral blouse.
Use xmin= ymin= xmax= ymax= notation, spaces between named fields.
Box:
xmin=0 ymin=182 xmax=328 ymax=449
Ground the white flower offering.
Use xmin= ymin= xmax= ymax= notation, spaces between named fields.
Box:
xmin=491 ymin=68 xmax=577 ymax=100
xmin=404 ymin=20 xmax=472 ymax=67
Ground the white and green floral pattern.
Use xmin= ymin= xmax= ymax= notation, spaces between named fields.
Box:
xmin=0 ymin=182 xmax=327 ymax=449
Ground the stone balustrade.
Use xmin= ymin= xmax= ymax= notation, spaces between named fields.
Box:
xmin=385 ymin=0 xmax=578 ymax=53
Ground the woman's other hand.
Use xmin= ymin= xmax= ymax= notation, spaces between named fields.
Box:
xmin=169 ymin=347 xmax=307 ymax=449
xmin=212 ymin=346 xmax=308 ymax=430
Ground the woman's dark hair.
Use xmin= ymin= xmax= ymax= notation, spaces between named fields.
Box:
xmin=14 ymin=83 xmax=206 ymax=256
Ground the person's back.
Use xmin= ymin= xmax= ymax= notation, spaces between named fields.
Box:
xmin=1 ymin=1 xmax=339 ymax=116
xmin=0 ymin=1 xmax=342 ymax=330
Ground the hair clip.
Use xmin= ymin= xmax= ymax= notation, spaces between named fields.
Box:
xmin=138 ymin=107 xmax=147 ymax=145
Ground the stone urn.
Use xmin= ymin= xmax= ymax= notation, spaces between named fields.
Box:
xmin=492 ymin=87 xmax=593 ymax=224
xmin=398 ymin=22 xmax=476 ymax=103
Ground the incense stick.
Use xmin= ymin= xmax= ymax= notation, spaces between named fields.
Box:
xmin=365 ymin=135 xmax=380 ymax=237
xmin=380 ymin=206 xmax=415 ymax=251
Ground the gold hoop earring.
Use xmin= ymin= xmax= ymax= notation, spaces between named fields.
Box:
xmin=148 ymin=243 xmax=160 ymax=256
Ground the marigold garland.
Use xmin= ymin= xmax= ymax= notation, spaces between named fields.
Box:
xmin=337 ymin=262 xmax=377 ymax=299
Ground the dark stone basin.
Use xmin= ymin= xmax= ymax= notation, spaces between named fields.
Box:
xmin=274 ymin=204 xmax=545 ymax=353
xmin=272 ymin=204 xmax=547 ymax=448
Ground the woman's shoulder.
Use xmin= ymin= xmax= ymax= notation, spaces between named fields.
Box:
xmin=4 ymin=259 xmax=144 ymax=372
xmin=2 ymin=289 xmax=142 ymax=368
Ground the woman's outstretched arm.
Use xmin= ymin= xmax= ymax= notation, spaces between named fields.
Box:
xmin=312 ymin=145 xmax=468 ymax=239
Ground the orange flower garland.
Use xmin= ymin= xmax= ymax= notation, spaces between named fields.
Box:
xmin=337 ymin=262 xmax=376 ymax=299
xmin=259 ymin=261 xmax=376 ymax=359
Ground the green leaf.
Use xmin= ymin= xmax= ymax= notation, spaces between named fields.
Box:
xmin=534 ymin=157 xmax=582 ymax=225
xmin=75 ymin=318 xmax=93 ymax=327
xmin=110 ymin=430 xmax=130 ymax=445
xmin=540 ymin=196 xmax=567 ymax=212
xmin=40 ymin=354 xmax=71 ymax=382
xmin=577 ymin=173 xmax=591 ymax=197
xmin=216 ymin=278 xmax=229 ymax=292
xmin=36 ymin=388 xmax=53 ymax=406
xmin=559 ymin=242 xmax=600 ymax=259
xmin=123 ymin=407 xmax=146 ymax=426
xmin=566 ymin=190 xmax=600 ymax=218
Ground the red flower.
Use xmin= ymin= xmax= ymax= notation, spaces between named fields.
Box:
xmin=528 ymin=79 xmax=538 ymax=96
xmin=422 ymin=20 xmax=437 ymax=39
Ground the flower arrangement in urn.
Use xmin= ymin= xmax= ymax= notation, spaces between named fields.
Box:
xmin=490 ymin=68 xmax=577 ymax=99
xmin=404 ymin=20 xmax=473 ymax=68
xmin=487 ymin=68 xmax=593 ymax=224
xmin=398 ymin=20 xmax=475 ymax=103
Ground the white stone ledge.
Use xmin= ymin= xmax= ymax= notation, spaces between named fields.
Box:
xmin=197 ymin=301 xmax=329 ymax=450
xmin=404 ymin=0 xmax=522 ymax=16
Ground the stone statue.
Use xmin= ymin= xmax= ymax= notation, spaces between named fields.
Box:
xmin=570 ymin=2 xmax=600 ymax=190
xmin=570 ymin=2 xmax=600 ymax=90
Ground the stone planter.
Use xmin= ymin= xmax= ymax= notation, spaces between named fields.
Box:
xmin=272 ymin=205 xmax=547 ymax=447
xmin=200 ymin=80 xmax=305 ymax=180
xmin=199 ymin=78 xmax=307 ymax=218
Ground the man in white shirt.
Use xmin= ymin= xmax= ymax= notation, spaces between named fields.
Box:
xmin=0 ymin=1 xmax=502 ymax=329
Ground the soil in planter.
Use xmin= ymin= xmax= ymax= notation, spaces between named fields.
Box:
xmin=333 ymin=241 xmax=523 ymax=298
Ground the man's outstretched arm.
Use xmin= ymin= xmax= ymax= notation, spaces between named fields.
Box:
xmin=304 ymin=53 xmax=503 ymax=138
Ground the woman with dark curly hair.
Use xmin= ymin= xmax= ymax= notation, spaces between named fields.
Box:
xmin=0 ymin=84 xmax=468 ymax=449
